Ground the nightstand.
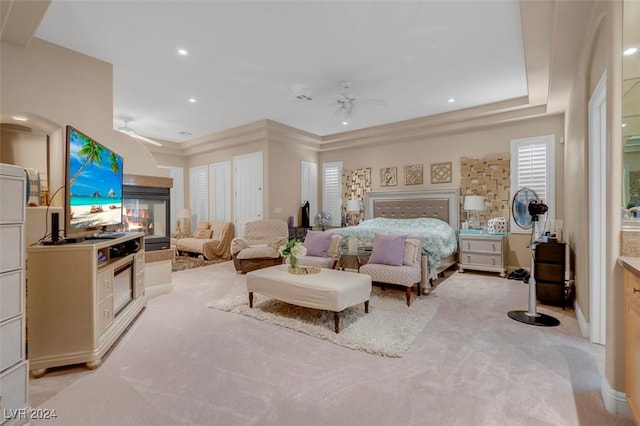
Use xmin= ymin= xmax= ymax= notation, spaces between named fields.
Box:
xmin=458 ymin=232 xmax=507 ymax=277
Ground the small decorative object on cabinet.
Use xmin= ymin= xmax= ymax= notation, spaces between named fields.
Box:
xmin=0 ymin=163 xmax=30 ymax=425
xmin=457 ymin=231 xmax=507 ymax=277
xmin=26 ymin=233 xmax=146 ymax=377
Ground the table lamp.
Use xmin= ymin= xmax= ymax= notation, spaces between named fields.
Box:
xmin=347 ymin=199 xmax=362 ymax=226
xmin=464 ymin=195 xmax=485 ymax=230
xmin=177 ymin=208 xmax=191 ymax=237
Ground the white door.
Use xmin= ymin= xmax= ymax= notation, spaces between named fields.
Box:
xmin=209 ymin=161 xmax=231 ymax=222
xmin=588 ymin=71 xmax=607 ymax=345
xmin=301 ymin=161 xmax=318 ymax=226
xmin=234 ymin=152 xmax=263 ymax=236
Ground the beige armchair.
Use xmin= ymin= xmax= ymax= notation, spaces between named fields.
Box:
xmin=176 ymin=221 xmax=235 ymax=260
xmin=231 ymin=219 xmax=289 ymax=273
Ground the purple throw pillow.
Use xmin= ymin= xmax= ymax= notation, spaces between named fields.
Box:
xmin=368 ymin=234 xmax=407 ymax=266
xmin=304 ymin=231 xmax=333 ymax=257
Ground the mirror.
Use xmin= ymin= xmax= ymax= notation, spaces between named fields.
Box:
xmin=622 ymin=0 xmax=640 ymax=221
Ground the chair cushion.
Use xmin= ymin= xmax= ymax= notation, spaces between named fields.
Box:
xmin=368 ymin=234 xmax=407 ymax=266
xmin=359 ymin=263 xmax=421 ymax=287
xmin=304 ymin=231 xmax=333 ymax=257
xmin=236 ymin=246 xmax=281 ymax=260
xmin=297 ymin=256 xmax=336 ymax=269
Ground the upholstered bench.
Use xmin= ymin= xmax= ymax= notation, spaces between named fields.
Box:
xmin=246 ymin=264 xmax=372 ymax=333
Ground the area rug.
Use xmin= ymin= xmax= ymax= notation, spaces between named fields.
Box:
xmin=207 ymin=282 xmax=438 ymax=357
xmin=172 ymin=255 xmax=227 ymax=272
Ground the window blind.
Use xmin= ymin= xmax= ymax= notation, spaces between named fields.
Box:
xmin=510 ymin=135 xmax=555 ymax=233
xmin=322 ymin=161 xmax=342 ymax=227
xmin=189 ymin=165 xmax=208 ymax=231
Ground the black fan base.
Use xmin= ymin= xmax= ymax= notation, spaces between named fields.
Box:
xmin=508 ymin=310 xmax=560 ymax=327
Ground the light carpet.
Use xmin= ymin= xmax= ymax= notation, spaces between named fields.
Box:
xmin=208 ymin=281 xmax=436 ymax=357
xmin=171 ymin=255 xmax=226 ymax=272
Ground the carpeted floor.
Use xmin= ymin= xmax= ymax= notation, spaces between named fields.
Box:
xmin=208 ymin=282 xmax=437 ymax=357
xmin=28 ymin=261 xmax=634 ymax=426
xmin=171 ymin=254 xmax=227 ymax=271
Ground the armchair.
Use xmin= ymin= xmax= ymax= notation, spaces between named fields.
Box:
xmin=231 ymin=219 xmax=289 ymax=273
xmin=359 ymin=235 xmax=423 ymax=306
xmin=296 ymin=231 xmax=343 ymax=269
xmin=176 ymin=221 xmax=235 ymax=260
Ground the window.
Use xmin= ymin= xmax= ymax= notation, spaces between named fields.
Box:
xmin=322 ymin=161 xmax=342 ymax=227
xmin=510 ymin=135 xmax=555 ymax=233
xmin=189 ymin=165 xmax=208 ymax=232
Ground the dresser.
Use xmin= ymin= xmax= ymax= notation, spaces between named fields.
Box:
xmin=0 ymin=164 xmax=29 ymax=425
xmin=457 ymin=232 xmax=507 ymax=277
xmin=533 ymin=241 xmax=568 ymax=307
xmin=620 ymin=258 xmax=640 ymax=425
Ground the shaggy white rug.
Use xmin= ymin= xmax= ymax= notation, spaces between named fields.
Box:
xmin=207 ymin=283 xmax=438 ymax=357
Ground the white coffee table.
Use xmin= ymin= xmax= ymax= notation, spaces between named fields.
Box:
xmin=246 ymin=264 xmax=372 ymax=333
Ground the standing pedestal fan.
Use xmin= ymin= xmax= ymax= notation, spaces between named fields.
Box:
xmin=507 ymin=188 xmax=560 ymax=327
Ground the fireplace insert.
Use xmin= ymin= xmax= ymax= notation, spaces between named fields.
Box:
xmin=122 ymin=185 xmax=170 ymax=251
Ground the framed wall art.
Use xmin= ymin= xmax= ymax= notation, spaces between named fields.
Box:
xmin=404 ymin=164 xmax=423 ymax=185
xmin=431 ymin=161 xmax=452 ymax=184
xmin=380 ymin=167 xmax=397 ymax=187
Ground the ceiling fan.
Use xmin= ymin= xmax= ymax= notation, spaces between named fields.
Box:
xmin=117 ymin=119 xmax=162 ymax=147
xmin=335 ymin=81 xmax=386 ymax=117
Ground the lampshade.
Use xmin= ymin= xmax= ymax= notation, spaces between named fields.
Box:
xmin=464 ymin=195 xmax=485 ymax=211
xmin=347 ymin=199 xmax=362 ymax=212
xmin=177 ymin=208 xmax=191 ymax=219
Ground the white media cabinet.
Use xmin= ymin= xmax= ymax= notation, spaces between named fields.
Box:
xmin=26 ymin=233 xmax=146 ymax=378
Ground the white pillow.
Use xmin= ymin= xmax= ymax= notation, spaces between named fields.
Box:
xmin=403 ymin=238 xmax=422 ymax=268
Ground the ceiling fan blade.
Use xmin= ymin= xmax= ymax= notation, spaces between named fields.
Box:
xmin=129 ymin=133 xmax=162 ymax=147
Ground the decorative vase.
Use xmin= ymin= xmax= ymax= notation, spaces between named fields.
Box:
xmin=289 ymin=255 xmax=298 ymax=271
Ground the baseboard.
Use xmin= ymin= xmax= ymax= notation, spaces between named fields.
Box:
xmin=145 ymin=283 xmax=173 ymax=299
xmin=601 ymin=374 xmax=631 ymax=418
xmin=574 ymin=300 xmax=590 ymax=338
xmin=576 ymin=301 xmax=632 ymax=419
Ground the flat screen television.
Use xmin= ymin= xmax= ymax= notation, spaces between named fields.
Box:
xmin=65 ymin=125 xmax=124 ymax=238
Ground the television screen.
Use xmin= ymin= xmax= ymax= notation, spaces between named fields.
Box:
xmin=65 ymin=126 xmax=124 ymax=236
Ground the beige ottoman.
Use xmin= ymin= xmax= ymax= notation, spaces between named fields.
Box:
xmin=246 ymin=264 xmax=372 ymax=333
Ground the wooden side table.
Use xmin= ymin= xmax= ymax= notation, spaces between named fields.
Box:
xmin=458 ymin=232 xmax=507 ymax=277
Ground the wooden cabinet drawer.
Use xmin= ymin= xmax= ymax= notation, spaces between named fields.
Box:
xmin=460 ymin=237 xmax=502 ymax=253
xmin=0 ymin=316 xmax=24 ymax=372
xmin=97 ymin=296 xmax=113 ymax=335
xmin=460 ymin=252 xmax=502 ymax=267
xmin=96 ymin=268 xmax=114 ymax=302
xmin=0 ymin=360 xmax=28 ymax=422
xmin=0 ymin=270 xmax=23 ymax=322
xmin=135 ymin=251 xmax=145 ymax=274
xmin=0 ymin=225 xmax=23 ymax=274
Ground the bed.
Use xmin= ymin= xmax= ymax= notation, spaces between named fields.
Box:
xmin=333 ymin=188 xmax=459 ymax=290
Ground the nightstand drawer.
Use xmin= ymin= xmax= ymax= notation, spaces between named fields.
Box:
xmin=460 ymin=238 xmax=502 ymax=253
xmin=460 ymin=252 xmax=503 ymax=268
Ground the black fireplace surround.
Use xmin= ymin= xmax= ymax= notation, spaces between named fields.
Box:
xmin=122 ymin=185 xmax=170 ymax=251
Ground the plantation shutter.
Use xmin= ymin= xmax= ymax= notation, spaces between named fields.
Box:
xmin=322 ymin=161 xmax=342 ymax=227
xmin=510 ymin=135 xmax=555 ymax=233
xmin=189 ymin=165 xmax=208 ymax=232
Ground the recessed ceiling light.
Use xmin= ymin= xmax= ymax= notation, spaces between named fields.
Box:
xmin=188 ymin=98 xmax=197 ymax=103
xmin=342 ymin=120 xmax=349 ymax=126
xmin=623 ymin=47 xmax=638 ymax=56
xmin=177 ymin=48 xmax=188 ymax=56
xmin=11 ymin=115 xmax=28 ymax=121
xmin=448 ymin=98 xmax=455 ymax=103
xmin=623 ymin=123 xmax=627 ymax=127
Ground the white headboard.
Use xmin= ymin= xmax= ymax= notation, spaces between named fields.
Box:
xmin=364 ymin=188 xmax=460 ymax=231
